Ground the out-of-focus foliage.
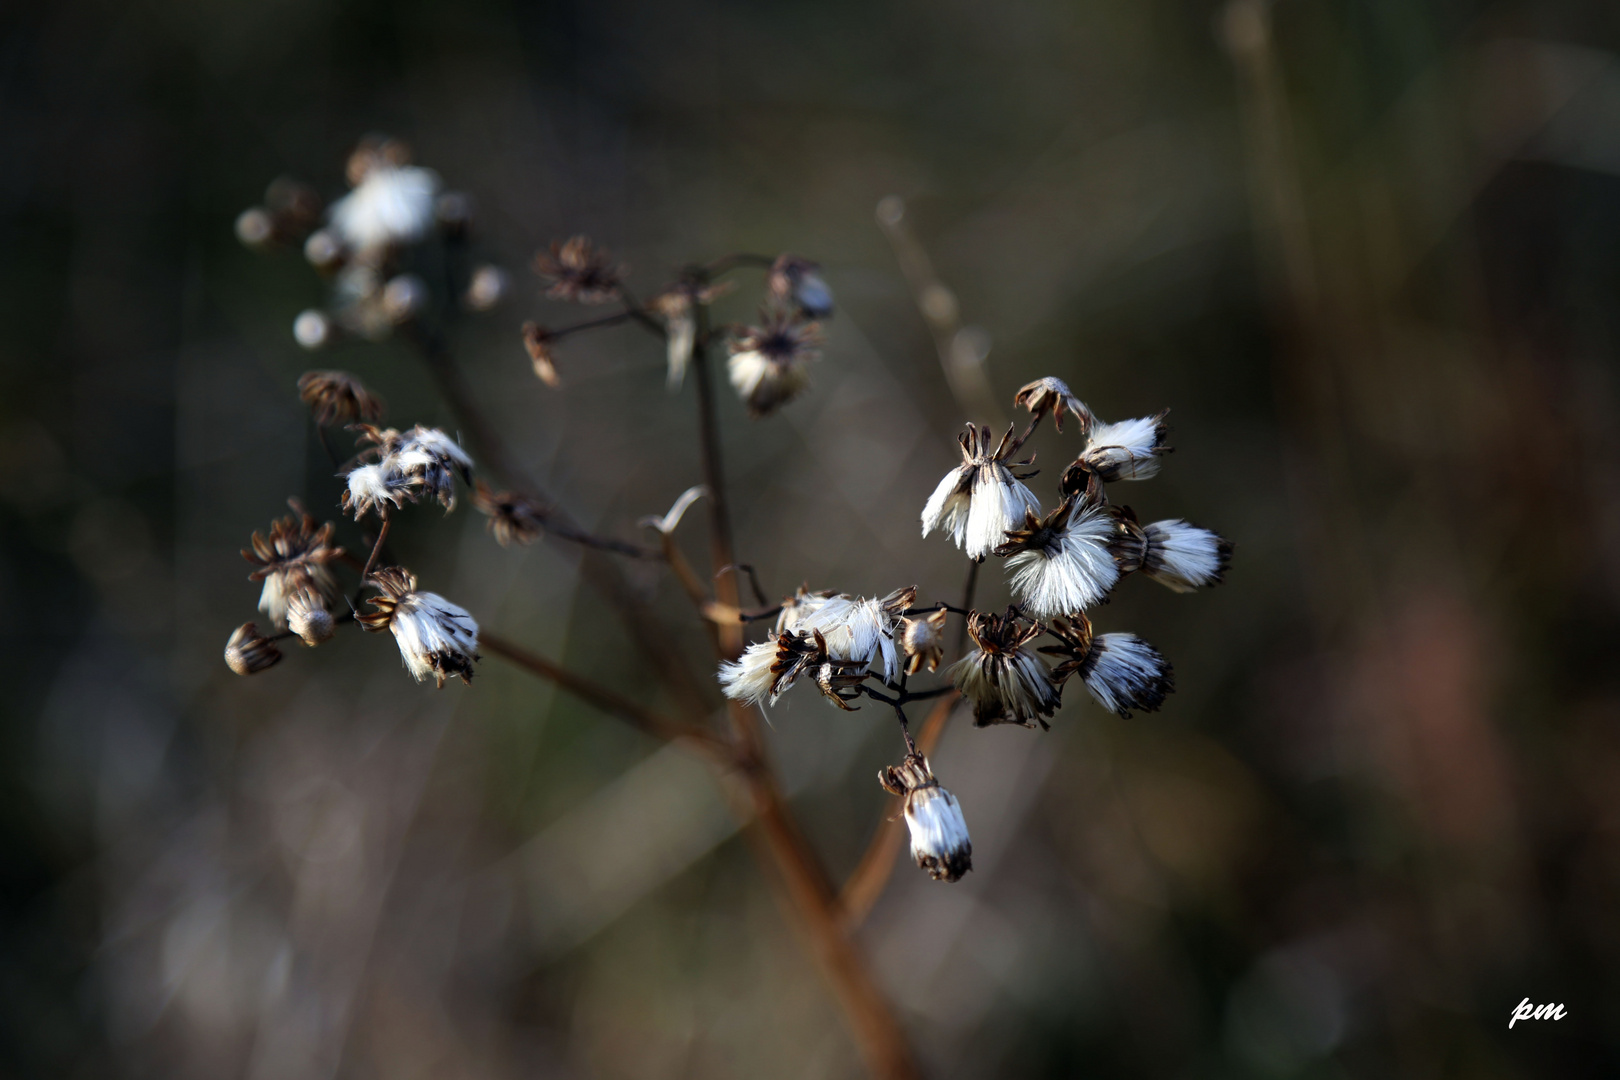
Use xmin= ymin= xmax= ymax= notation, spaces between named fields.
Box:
xmin=3 ymin=0 xmax=1620 ymax=1075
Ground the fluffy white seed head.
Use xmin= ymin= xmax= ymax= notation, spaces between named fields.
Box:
xmin=1005 ymin=498 xmax=1121 ymax=616
xmin=1141 ymin=519 xmax=1231 ymax=593
xmin=905 ymin=786 xmax=972 ymax=882
xmin=328 ymin=164 xmax=441 ymax=254
xmin=727 ymin=349 xmax=811 ymax=417
xmin=719 ymin=640 xmax=782 ymax=707
xmin=343 ymin=463 xmax=409 ymax=520
xmin=387 ymin=591 xmax=479 ymax=687
xmin=1079 ymin=633 xmax=1173 ymax=717
xmin=1083 ymin=414 xmax=1169 ymax=481
xmin=964 ymin=463 xmax=1040 ymax=560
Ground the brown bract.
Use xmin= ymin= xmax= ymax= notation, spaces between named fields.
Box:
xmin=1013 ymin=376 xmax=1094 ymax=434
xmin=297 ymin=370 xmax=385 ymax=427
xmin=965 ymin=607 xmax=1044 ymax=656
xmin=771 ymin=629 xmax=869 ymax=710
xmin=242 ymin=506 xmax=344 ymax=583
xmin=355 ymin=566 xmax=416 ymax=631
xmin=472 ymin=481 xmax=549 ymax=546
xmin=1036 ymin=614 xmax=1096 ymax=685
xmin=534 ymin=235 xmax=624 ymax=304
xmin=224 ymin=622 xmax=282 ymax=676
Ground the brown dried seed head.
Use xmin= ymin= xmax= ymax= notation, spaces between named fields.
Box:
xmin=533 ymin=235 xmax=624 ymax=304
xmin=224 ymin=622 xmax=282 ymax=675
xmin=965 ymin=607 xmax=1044 ymax=654
xmin=472 ymin=480 xmax=548 ymax=546
xmin=297 ymin=370 xmax=385 ymax=427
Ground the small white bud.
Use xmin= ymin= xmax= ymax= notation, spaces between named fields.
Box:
xmin=293 ymin=310 xmax=333 ymax=350
xmin=463 ymin=264 xmax=508 ymax=311
xmin=235 ymin=207 xmax=275 ymax=249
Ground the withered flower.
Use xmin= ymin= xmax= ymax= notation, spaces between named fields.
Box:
xmin=345 ymin=424 xmax=474 ymax=517
xmin=1114 ymin=512 xmax=1232 ymax=593
xmin=473 ymin=480 xmax=549 ymax=546
xmin=879 ymin=753 xmax=972 ymax=883
xmin=357 ymin=567 xmax=480 ymax=687
xmin=771 ymin=630 xmax=871 ymax=710
xmin=534 ymin=235 xmax=624 ymax=304
xmin=1013 ymin=376 xmax=1094 ymax=434
xmin=921 ymin=423 xmax=1041 ymax=561
xmin=1064 ymin=411 xmax=1172 ymax=483
xmin=726 ymin=309 xmax=821 ymax=418
xmin=901 ymin=607 xmax=950 ymax=675
xmin=522 ymin=322 xmax=561 ymax=387
xmin=1040 ymin=614 xmax=1173 ymax=718
xmin=297 ymin=370 xmax=385 ymax=428
xmin=767 ymin=253 xmax=834 ymax=319
xmin=774 ymin=584 xmax=839 ymax=635
xmin=994 ymin=482 xmax=1123 ymax=617
xmin=787 ymin=586 xmax=911 ymax=684
xmin=241 ymin=506 xmax=344 ymax=630
xmin=950 ymin=608 xmax=1060 ymax=729
xmin=224 ymin=622 xmax=283 ymax=676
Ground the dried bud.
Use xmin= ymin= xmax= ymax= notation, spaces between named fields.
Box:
xmin=901 ymin=607 xmax=949 ymax=675
xmin=297 ymin=370 xmax=385 ymax=427
xmin=534 ymin=235 xmax=624 ymax=304
xmin=1013 ymin=376 xmax=1094 ymax=434
xmin=472 ymin=481 xmax=549 ymax=546
xmin=381 ymin=274 xmax=428 ymax=323
xmin=950 ymin=608 xmax=1059 ymax=728
xmin=463 ymin=264 xmax=508 ymax=311
xmin=224 ymin=622 xmax=282 ymax=676
xmin=294 ymin=309 xmax=334 ymax=350
xmin=767 ymin=254 xmax=834 ymax=318
xmin=357 ymin=567 xmax=480 ymax=687
xmin=287 ymin=591 xmax=336 ymax=646
xmin=522 ymin=322 xmax=560 ymax=387
xmin=879 ymin=754 xmax=971 ymax=883
xmin=726 ymin=310 xmax=821 ymax=419
xmin=921 ymin=422 xmax=1041 ymax=561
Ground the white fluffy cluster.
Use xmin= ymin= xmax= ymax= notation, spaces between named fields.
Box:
xmin=1141 ymin=519 xmax=1230 ymax=593
xmin=342 ymin=426 xmax=474 ymax=519
xmin=727 ymin=349 xmax=812 ymax=417
xmin=720 ymin=588 xmax=907 ymax=707
xmin=1079 ymin=414 xmax=1169 ymax=482
xmin=904 ymin=786 xmax=972 ymax=882
xmin=328 ymin=165 xmax=441 ymax=256
xmin=1004 ymin=498 xmax=1121 ymax=617
xmin=1078 ymin=633 xmax=1172 ymax=717
xmin=921 ymin=430 xmax=1042 ymax=561
xmin=387 ymin=590 xmax=481 ymax=686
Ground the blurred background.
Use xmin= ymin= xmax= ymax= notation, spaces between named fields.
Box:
xmin=4 ymin=0 xmax=1620 ymax=1075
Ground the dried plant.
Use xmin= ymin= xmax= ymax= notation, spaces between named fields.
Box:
xmin=227 ymin=136 xmax=1231 ymax=1080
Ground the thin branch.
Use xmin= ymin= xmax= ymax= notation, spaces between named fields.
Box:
xmin=479 ymin=632 xmax=728 ymax=757
xmin=955 ymin=558 xmax=980 ymax=654
xmin=403 ymin=327 xmax=716 ymax=720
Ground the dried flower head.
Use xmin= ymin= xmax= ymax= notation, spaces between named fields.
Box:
xmin=1040 ymin=614 xmax=1173 ymax=718
xmin=473 ymin=481 xmax=549 ymax=546
xmin=328 ymin=139 xmax=440 ymax=257
xmin=241 ymin=506 xmax=345 ymax=629
xmin=1062 ymin=411 xmax=1171 ymax=484
xmin=357 ymin=567 xmax=480 ymax=687
xmin=224 ymin=622 xmax=283 ymax=676
xmin=345 ymin=424 xmax=475 ymax=516
xmin=534 ymin=235 xmax=624 ymax=304
xmin=879 ymin=754 xmax=972 ymax=882
xmin=774 ymin=584 xmax=839 ymax=635
xmin=771 ymin=629 xmax=871 ymax=710
xmin=1013 ymin=376 xmax=1095 ymax=434
xmin=950 ymin=608 xmax=1060 ymax=728
xmin=901 ymin=606 xmax=950 ymax=675
xmin=726 ymin=310 xmax=821 ymax=418
xmin=297 ymin=370 xmax=385 ymax=428
xmin=522 ymin=322 xmax=561 ymax=387
xmin=767 ymin=254 xmax=834 ymax=319
xmin=921 ymin=423 xmax=1042 ymax=561
xmin=994 ymin=484 xmax=1124 ymax=617
xmin=790 ymin=586 xmax=911 ymax=685
xmin=1114 ymin=512 xmax=1233 ymax=593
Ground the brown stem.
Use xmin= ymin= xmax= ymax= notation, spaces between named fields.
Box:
xmin=838 ymin=690 xmax=960 ymax=929
xmin=479 ymin=632 xmax=728 ymax=758
xmin=405 ymin=327 xmax=715 ymax=720
xmin=686 ymin=285 xmax=922 ymax=1079
xmin=357 ymin=515 xmax=391 ymax=590
xmin=955 ymin=559 xmax=980 ymax=654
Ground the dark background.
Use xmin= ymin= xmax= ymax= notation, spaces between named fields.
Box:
xmin=5 ymin=0 xmax=1620 ymax=1075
